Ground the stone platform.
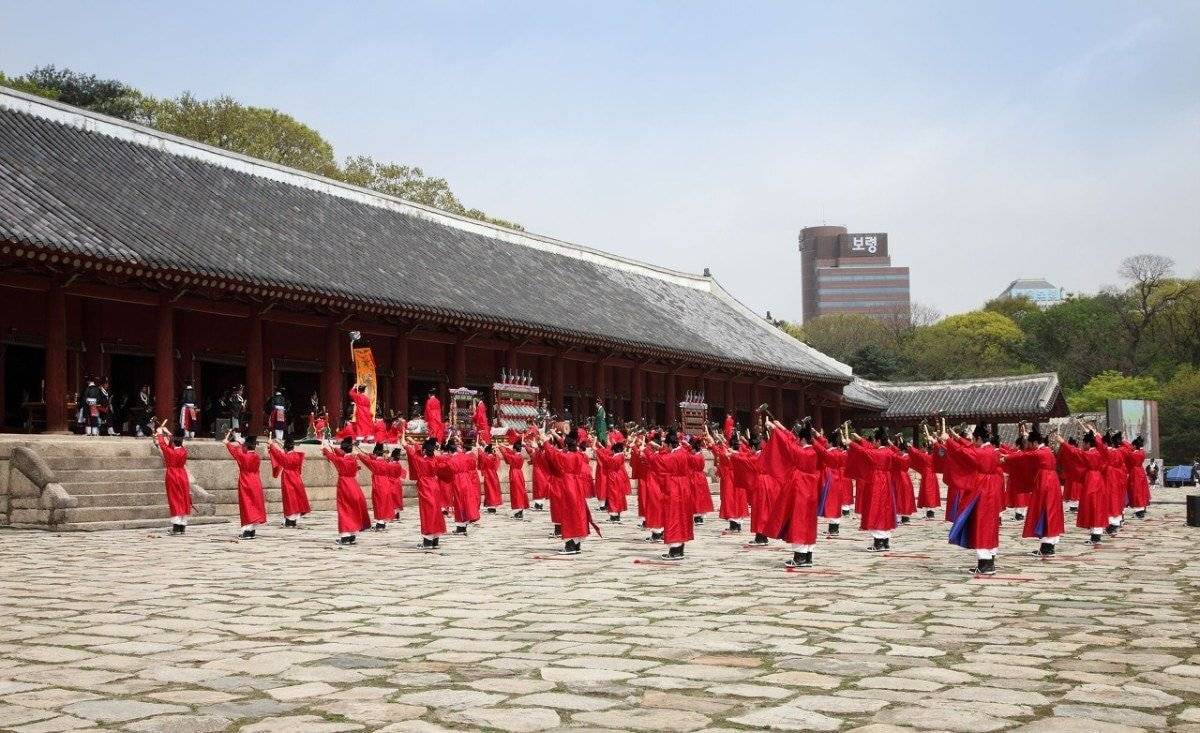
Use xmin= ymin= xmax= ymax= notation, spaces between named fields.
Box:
xmin=0 ymin=489 xmax=1196 ymax=732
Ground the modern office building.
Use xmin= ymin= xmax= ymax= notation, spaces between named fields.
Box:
xmin=997 ymin=278 xmax=1066 ymax=309
xmin=798 ymin=225 xmax=911 ymax=323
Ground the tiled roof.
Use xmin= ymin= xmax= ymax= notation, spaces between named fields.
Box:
xmin=0 ymin=88 xmax=850 ymax=384
xmin=848 ymin=373 xmax=1067 ymax=421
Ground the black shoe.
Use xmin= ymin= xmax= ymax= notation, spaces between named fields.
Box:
xmin=1014 ymin=512 xmax=1025 ymax=520
xmin=431 ymin=537 xmax=439 ymax=549
xmin=394 ymin=510 xmax=401 ymax=520
xmin=442 ymin=509 xmax=450 ymax=516
xmin=373 ymin=523 xmax=387 ymax=532
xmin=842 ymin=509 xmax=851 ymax=517
xmin=728 ymin=521 xmax=741 ymax=532
xmin=486 ymin=507 xmax=497 ymax=514
xmin=240 ymin=529 xmax=256 ymax=540
xmin=1105 ymin=524 xmax=1119 ymax=536
xmin=785 ymin=551 xmax=813 ymax=568
xmin=454 ymin=526 xmax=468 ymax=535
xmin=1039 ymin=542 xmax=1055 ymax=556
xmin=170 ymin=523 xmax=185 ymax=535
xmin=533 ymin=502 xmax=543 ymax=510
xmin=969 ymin=558 xmax=990 ymax=575
xmin=925 ymin=510 xmax=935 ymax=519
xmin=420 ymin=537 xmax=435 ymax=550
xmin=1068 ymin=505 xmax=1078 ymax=513
xmin=609 ymin=515 xmax=621 ymax=523
xmin=336 ymin=536 xmax=355 ymax=546
xmin=513 ymin=510 xmax=524 ymax=520
xmin=693 ymin=515 xmax=703 ymax=525
xmin=1088 ymin=533 xmax=1102 ymax=545
xmin=283 ymin=518 xmax=297 ymax=528
xmin=826 ymin=524 xmax=839 ymax=536
xmin=900 ymin=515 xmax=910 ymax=524
xmin=1134 ymin=510 xmax=1146 ymax=519
xmin=660 ymin=545 xmax=684 ymax=561
xmin=558 ymin=540 xmax=581 ymax=556
xmin=644 ymin=531 xmax=664 ymax=543
xmin=552 ymin=524 xmax=561 ymax=538
xmin=748 ymin=533 xmax=769 ymax=546
xmin=867 ymin=537 xmax=885 ymax=552
xmin=599 ymin=504 xmax=608 ymax=512
xmin=882 ymin=538 xmax=891 ymax=550
xmin=347 ymin=534 xmax=356 ymax=544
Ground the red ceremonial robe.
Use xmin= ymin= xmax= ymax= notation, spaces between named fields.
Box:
xmin=226 ymin=443 xmax=267 ymax=527
xmin=1002 ymin=446 xmax=1065 ymax=539
xmin=500 ymin=447 xmax=530 ymax=510
xmin=761 ymin=428 xmax=825 ymax=545
xmin=473 ymin=401 xmax=490 ymax=442
xmin=726 ymin=447 xmax=757 ymax=521
xmin=594 ymin=446 xmax=630 ymax=515
xmin=629 ymin=449 xmax=647 ymax=517
xmin=479 ymin=451 xmax=503 ymax=508
xmin=542 ymin=445 xmax=593 ymax=540
xmin=531 ymin=449 xmax=550 ymax=502
xmin=404 ymin=445 xmax=446 ymax=536
xmin=944 ymin=440 xmax=1003 ymax=550
xmin=714 ymin=444 xmax=748 ymax=520
xmin=593 ymin=449 xmax=608 ymax=505
xmin=646 ymin=447 xmax=695 ymax=544
xmin=1058 ymin=444 xmax=1085 ymax=502
xmin=322 ymin=448 xmax=372 ymax=533
xmin=156 ymin=435 xmax=193 ymax=517
xmin=268 ymin=444 xmax=311 ymax=517
xmin=1093 ymin=438 xmax=1127 ymax=519
xmin=1000 ymin=444 xmax=1032 ymax=510
xmin=907 ymin=445 xmax=941 ymax=509
xmin=637 ymin=447 xmax=667 ymax=529
xmin=1127 ymin=447 xmax=1151 ymax=508
xmin=348 ymin=388 xmax=374 ymax=439
xmin=889 ymin=448 xmax=916 ymax=517
xmin=941 ymin=438 xmax=975 ymax=522
xmin=1056 ymin=439 xmax=1107 ymax=529
xmin=424 ymin=395 xmax=447 ymax=444
xmin=845 ymin=440 xmax=870 ymax=516
xmin=358 ymin=454 xmax=401 ymax=521
xmin=848 ymin=440 xmax=896 ymax=532
xmin=445 ymin=451 xmax=482 ymax=524
xmin=689 ymin=450 xmax=714 ymax=514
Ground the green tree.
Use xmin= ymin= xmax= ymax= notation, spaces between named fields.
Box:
xmin=143 ymin=93 xmax=339 ymax=175
xmin=795 ymin=313 xmax=895 ymax=363
xmin=0 ymin=70 xmax=58 ymax=99
xmin=1160 ymin=366 xmax=1200 ymax=464
xmin=1105 ymin=254 xmax=1197 ymax=373
xmin=14 ymin=65 xmax=144 ymax=121
xmin=1018 ymin=295 xmax=1125 ymax=391
xmin=1065 ymin=370 xmax=1161 ymax=412
xmin=336 ymin=155 xmax=522 ymax=230
xmin=983 ymin=294 xmax=1041 ymax=326
xmin=848 ymin=344 xmax=902 ymax=381
xmin=902 ymin=310 xmax=1031 ymax=380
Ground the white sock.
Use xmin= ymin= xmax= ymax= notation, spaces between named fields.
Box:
xmin=790 ymin=543 xmax=814 ymax=552
xmin=871 ymin=531 xmax=890 ymax=539
xmin=1043 ymin=536 xmax=1059 ymax=545
xmin=240 ymin=524 xmax=254 ymax=532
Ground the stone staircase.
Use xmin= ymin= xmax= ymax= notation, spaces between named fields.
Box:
xmin=40 ymin=452 xmax=224 ymax=531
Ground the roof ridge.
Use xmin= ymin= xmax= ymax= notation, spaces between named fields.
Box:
xmin=863 ymin=372 xmax=1058 ymax=389
xmin=0 ymin=86 xmax=711 ymax=291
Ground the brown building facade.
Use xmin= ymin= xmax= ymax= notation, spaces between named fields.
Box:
xmin=798 ymin=225 xmax=911 ymax=323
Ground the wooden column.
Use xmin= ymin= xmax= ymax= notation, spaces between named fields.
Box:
xmin=452 ymin=337 xmax=467 ymax=387
xmin=82 ymin=300 xmax=103 ymax=378
xmin=796 ymin=387 xmax=808 ymax=421
xmin=594 ymin=361 xmax=606 ymax=407
xmin=323 ymin=324 xmax=342 ymax=426
xmin=391 ymin=332 xmax=409 ymax=417
xmin=506 ymin=347 xmax=518 ymax=373
xmin=44 ymin=283 xmax=68 ymax=433
xmin=246 ymin=313 xmax=263 ymax=434
xmin=551 ymin=353 xmax=564 ymax=414
xmin=829 ymin=403 xmax=842 ymax=429
xmin=774 ymin=385 xmax=784 ymax=420
xmin=665 ymin=372 xmax=678 ymax=424
xmin=631 ymin=364 xmax=644 ymax=421
xmin=811 ymin=401 xmax=824 ymax=431
xmin=724 ymin=378 xmax=736 ymax=418
xmin=154 ymin=296 xmax=175 ymax=424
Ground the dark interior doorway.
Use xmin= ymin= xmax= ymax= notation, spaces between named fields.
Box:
xmin=109 ymin=354 xmax=154 ymax=435
xmin=3 ymin=345 xmax=45 ymax=431
xmin=199 ymin=361 xmax=245 ymax=436
xmin=275 ymin=369 xmax=321 ymax=437
xmin=408 ymin=378 xmax=440 ymax=420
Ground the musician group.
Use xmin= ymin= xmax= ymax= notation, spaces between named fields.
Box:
xmin=152 ymin=386 xmax=1153 ymax=576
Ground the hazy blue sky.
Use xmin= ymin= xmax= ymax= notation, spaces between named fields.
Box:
xmin=3 ymin=1 xmax=1197 ymax=319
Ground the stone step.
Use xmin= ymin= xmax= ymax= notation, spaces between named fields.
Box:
xmin=61 ymin=505 xmax=186 ymax=523
xmin=72 ymin=492 xmax=169 ymax=508
xmin=44 ymin=455 xmax=160 ymax=471
xmin=56 ymin=468 xmax=164 ymax=484
xmin=61 ymin=479 xmax=165 ymax=496
xmin=55 ymin=516 xmax=229 ymax=532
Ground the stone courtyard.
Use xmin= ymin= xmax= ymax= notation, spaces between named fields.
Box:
xmin=1 ymin=491 xmax=1198 ymax=733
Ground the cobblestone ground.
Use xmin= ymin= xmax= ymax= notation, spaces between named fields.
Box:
xmin=1 ymin=490 xmax=1198 ymax=733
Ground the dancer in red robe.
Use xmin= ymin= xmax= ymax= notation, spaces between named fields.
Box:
xmin=1004 ymin=428 xmax=1065 ymax=556
xmin=644 ymin=429 xmax=695 ymax=561
xmin=908 ymin=435 xmax=941 ymax=519
xmin=500 ymin=441 xmax=530 ymax=518
xmin=154 ymin=424 xmax=192 ymax=535
xmin=322 ymin=436 xmax=372 ymax=545
xmin=594 ymin=437 xmax=631 ymax=523
xmin=1055 ymin=428 xmax=1108 ymax=545
xmin=712 ymin=436 xmax=748 ymax=532
xmin=1058 ymin=436 xmax=1085 ymax=513
xmin=538 ymin=429 xmax=594 ymax=555
xmin=1127 ymin=436 xmax=1151 ymax=518
xmin=425 ymin=391 xmax=447 ymax=444
xmin=1093 ymin=431 xmax=1128 ymax=537
xmin=225 ymin=431 xmax=267 ymax=539
xmin=348 ymin=385 xmax=374 ymax=440
xmin=634 ymin=436 xmax=666 ymax=542
xmin=268 ymin=435 xmax=311 ymax=527
xmin=688 ymin=438 xmax=714 ymax=523
xmin=405 ymin=437 xmax=446 ymax=549
xmin=1001 ymin=438 xmax=1033 ymax=520
xmin=761 ymin=418 xmax=827 ymax=568
xmin=815 ymin=432 xmax=848 ymax=535
xmin=530 ymin=446 xmax=550 ymax=511
xmin=890 ymin=440 xmax=916 ymax=524
xmin=746 ymin=436 xmax=780 ymax=546
xmin=848 ymin=429 xmax=897 ymax=551
xmin=445 ymin=439 xmax=483 ymax=535
xmin=357 ymin=443 xmax=402 ymax=531
xmin=944 ymin=424 xmax=1004 ymax=575
xmin=479 ymin=445 xmax=503 ymax=513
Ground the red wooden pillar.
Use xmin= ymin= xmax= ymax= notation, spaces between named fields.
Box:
xmin=829 ymin=403 xmax=842 ymax=430
xmin=631 ymin=364 xmax=644 ymax=421
xmin=391 ymin=332 xmax=408 ymax=417
xmin=724 ymin=378 xmax=736 ymax=418
xmin=44 ymin=283 xmax=68 ymax=433
xmin=452 ymin=337 xmax=467 ymax=387
xmin=82 ymin=300 xmax=103 ymax=378
xmin=594 ymin=361 xmax=606 ymax=409
xmin=323 ymin=324 xmax=342 ymax=426
xmin=665 ymin=372 xmax=678 ymax=424
xmin=774 ymin=385 xmax=784 ymax=420
xmin=812 ymin=401 xmax=824 ymax=431
xmin=796 ymin=387 xmax=808 ymax=421
xmin=246 ymin=313 xmax=263 ymax=434
xmin=506 ymin=347 xmax=518 ymax=374
xmin=551 ymin=352 xmax=564 ymax=414
xmin=154 ymin=296 xmax=175 ymax=424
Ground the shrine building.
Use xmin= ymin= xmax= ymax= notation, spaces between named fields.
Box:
xmin=0 ymin=87 xmax=858 ymax=436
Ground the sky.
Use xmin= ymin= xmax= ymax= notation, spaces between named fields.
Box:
xmin=2 ymin=1 xmax=1198 ymax=321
